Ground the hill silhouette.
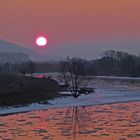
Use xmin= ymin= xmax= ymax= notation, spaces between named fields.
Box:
xmin=0 ymin=39 xmax=63 ymax=61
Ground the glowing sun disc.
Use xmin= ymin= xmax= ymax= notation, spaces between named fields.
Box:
xmin=36 ymin=36 xmax=47 ymax=46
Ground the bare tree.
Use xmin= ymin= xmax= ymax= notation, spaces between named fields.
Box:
xmin=60 ymin=57 xmax=90 ymax=98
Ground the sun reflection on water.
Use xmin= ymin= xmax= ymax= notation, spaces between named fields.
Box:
xmin=0 ymin=102 xmax=140 ymax=140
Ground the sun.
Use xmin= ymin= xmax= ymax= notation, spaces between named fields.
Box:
xmin=36 ymin=36 xmax=47 ymax=46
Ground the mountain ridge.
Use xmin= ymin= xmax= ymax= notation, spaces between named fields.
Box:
xmin=0 ymin=39 xmax=63 ymax=61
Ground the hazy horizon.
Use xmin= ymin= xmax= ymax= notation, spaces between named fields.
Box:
xmin=0 ymin=0 xmax=140 ymax=59
xmin=1 ymin=38 xmax=140 ymax=60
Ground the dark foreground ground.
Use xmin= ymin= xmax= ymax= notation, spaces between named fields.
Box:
xmin=0 ymin=73 xmax=60 ymax=107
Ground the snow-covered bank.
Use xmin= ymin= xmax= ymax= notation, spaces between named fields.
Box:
xmin=1 ymin=84 xmax=140 ymax=115
xmin=1 ymin=73 xmax=140 ymax=115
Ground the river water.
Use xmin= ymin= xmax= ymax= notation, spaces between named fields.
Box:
xmin=0 ymin=101 xmax=140 ymax=140
xmin=1 ymin=76 xmax=140 ymax=139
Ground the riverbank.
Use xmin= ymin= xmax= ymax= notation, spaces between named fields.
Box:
xmin=1 ymin=79 xmax=140 ymax=115
xmin=0 ymin=73 xmax=60 ymax=106
xmin=0 ymin=101 xmax=140 ymax=140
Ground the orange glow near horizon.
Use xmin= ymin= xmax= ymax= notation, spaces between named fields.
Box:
xmin=0 ymin=0 xmax=140 ymax=46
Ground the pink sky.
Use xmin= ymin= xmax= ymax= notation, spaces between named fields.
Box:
xmin=0 ymin=0 xmax=140 ymax=58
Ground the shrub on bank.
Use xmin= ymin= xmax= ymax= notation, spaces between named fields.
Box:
xmin=0 ymin=73 xmax=60 ymax=106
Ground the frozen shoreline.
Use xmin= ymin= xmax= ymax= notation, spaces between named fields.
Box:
xmin=1 ymin=87 xmax=140 ymax=116
xmin=1 ymin=74 xmax=140 ymax=116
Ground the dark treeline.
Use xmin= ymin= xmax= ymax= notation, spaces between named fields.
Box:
xmin=0 ymin=50 xmax=140 ymax=77
xmin=0 ymin=61 xmax=61 ymax=76
xmin=58 ymin=50 xmax=140 ymax=77
xmin=93 ymin=50 xmax=140 ymax=77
